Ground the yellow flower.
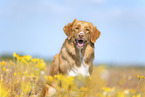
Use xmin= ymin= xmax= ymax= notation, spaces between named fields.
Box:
xmin=54 ymin=74 xmax=63 ymax=80
xmin=96 ymin=93 xmax=105 ymax=97
xmin=117 ymin=91 xmax=126 ymax=97
xmin=16 ymin=55 xmax=22 ymax=61
xmin=32 ymin=58 xmax=37 ymax=63
xmin=40 ymin=59 xmax=44 ymax=62
xmin=0 ymin=84 xmax=9 ymax=97
xmin=44 ymin=75 xmax=48 ymax=80
xmin=103 ymin=87 xmax=115 ymax=93
xmin=21 ymin=58 xmax=28 ymax=64
xmin=40 ymin=62 xmax=46 ymax=69
xmin=137 ymin=94 xmax=141 ymax=97
xmin=10 ymin=60 xmax=15 ymax=66
xmin=35 ymin=59 xmax=46 ymax=70
xmin=14 ymin=72 xmax=17 ymax=76
xmin=2 ymin=67 xmax=6 ymax=71
xmin=25 ymin=55 xmax=32 ymax=61
xmin=137 ymin=75 xmax=144 ymax=80
xmin=80 ymin=87 xmax=88 ymax=92
xmin=2 ymin=61 xmax=6 ymax=66
xmin=30 ymin=73 xmax=34 ymax=77
xmin=131 ymin=89 xmax=136 ymax=94
xmin=13 ymin=52 xmax=17 ymax=57
xmin=27 ymin=74 xmax=29 ymax=77
xmin=132 ymin=94 xmax=141 ymax=97
xmin=18 ymin=72 xmax=21 ymax=76
xmin=47 ymin=76 xmax=54 ymax=82
xmin=23 ymin=71 xmax=27 ymax=75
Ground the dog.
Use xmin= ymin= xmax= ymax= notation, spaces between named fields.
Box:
xmin=40 ymin=19 xmax=101 ymax=96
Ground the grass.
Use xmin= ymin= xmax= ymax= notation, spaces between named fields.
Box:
xmin=0 ymin=53 xmax=145 ymax=97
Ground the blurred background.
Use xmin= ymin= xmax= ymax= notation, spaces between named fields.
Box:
xmin=0 ymin=0 xmax=145 ymax=66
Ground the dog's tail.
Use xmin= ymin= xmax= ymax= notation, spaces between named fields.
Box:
xmin=40 ymin=84 xmax=56 ymax=97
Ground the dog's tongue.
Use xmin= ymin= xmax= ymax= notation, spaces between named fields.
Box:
xmin=78 ymin=43 xmax=83 ymax=47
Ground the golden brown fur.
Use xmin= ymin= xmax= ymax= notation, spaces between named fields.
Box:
xmin=41 ymin=19 xmax=101 ymax=96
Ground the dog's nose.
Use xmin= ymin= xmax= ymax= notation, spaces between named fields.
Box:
xmin=79 ymin=33 xmax=84 ymax=38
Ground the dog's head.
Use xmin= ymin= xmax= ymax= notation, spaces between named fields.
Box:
xmin=63 ymin=19 xmax=101 ymax=49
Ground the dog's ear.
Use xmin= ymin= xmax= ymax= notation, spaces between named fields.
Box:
xmin=63 ymin=19 xmax=78 ymax=39
xmin=63 ymin=23 xmax=72 ymax=39
xmin=91 ymin=26 xmax=101 ymax=43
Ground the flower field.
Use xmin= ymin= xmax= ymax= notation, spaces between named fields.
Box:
xmin=0 ymin=53 xmax=145 ymax=97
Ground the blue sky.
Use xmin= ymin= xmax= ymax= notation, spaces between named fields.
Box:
xmin=0 ymin=0 xmax=145 ymax=64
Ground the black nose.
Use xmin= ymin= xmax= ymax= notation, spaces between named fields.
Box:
xmin=79 ymin=33 xmax=84 ymax=38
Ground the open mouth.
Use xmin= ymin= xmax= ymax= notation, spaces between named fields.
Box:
xmin=76 ymin=39 xmax=86 ymax=47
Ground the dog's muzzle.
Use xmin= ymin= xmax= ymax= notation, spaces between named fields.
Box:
xmin=75 ymin=32 xmax=87 ymax=48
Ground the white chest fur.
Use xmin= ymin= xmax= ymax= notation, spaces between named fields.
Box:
xmin=68 ymin=49 xmax=90 ymax=77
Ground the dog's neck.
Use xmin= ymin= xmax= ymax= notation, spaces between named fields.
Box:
xmin=79 ymin=48 xmax=83 ymax=61
xmin=68 ymin=44 xmax=90 ymax=77
xmin=67 ymin=38 xmax=90 ymax=66
xmin=63 ymin=38 xmax=94 ymax=77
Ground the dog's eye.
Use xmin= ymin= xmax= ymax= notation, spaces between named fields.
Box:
xmin=75 ymin=27 xmax=79 ymax=29
xmin=86 ymin=28 xmax=90 ymax=34
xmin=86 ymin=28 xmax=89 ymax=31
